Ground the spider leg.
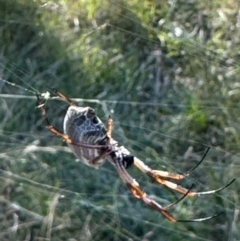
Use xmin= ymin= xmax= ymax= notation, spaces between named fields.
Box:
xmin=36 ymin=95 xmax=106 ymax=150
xmin=89 ymin=149 xmax=113 ymax=165
xmin=134 ymin=148 xmax=210 ymax=181
xmin=133 ymin=157 xmax=235 ymax=197
xmin=180 ymin=147 xmax=211 ymax=177
xmin=146 ymin=173 xmax=235 ymax=197
xmin=114 ymin=158 xmax=177 ymax=222
xmin=114 ymin=159 xmax=223 ymax=222
xmin=87 ymin=116 xmax=116 ymax=165
xmin=107 ymin=115 xmax=114 ymax=140
xmin=53 ymin=90 xmax=77 ymax=106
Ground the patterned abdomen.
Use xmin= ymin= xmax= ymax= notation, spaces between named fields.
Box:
xmin=63 ymin=106 xmax=108 ymax=167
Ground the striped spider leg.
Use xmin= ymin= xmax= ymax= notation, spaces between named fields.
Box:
xmin=37 ymin=91 xmax=235 ymax=222
xmin=133 ymin=148 xmax=235 ymax=197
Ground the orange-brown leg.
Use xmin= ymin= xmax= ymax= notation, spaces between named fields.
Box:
xmin=114 ymin=158 xmax=222 ymax=222
xmin=134 ymin=148 xmax=211 ymax=180
xmin=37 ymin=95 xmax=106 ymax=150
xmin=54 ymin=90 xmax=77 ymax=106
xmin=89 ymin=115 xmax=115 ymax=165
xmin=114 ymin=158 xmax=177 ymax=222
xmin=107 ymin=115 xmax=114 ymax=141
xmin=133 ymin=157 xmax=235 ymax=197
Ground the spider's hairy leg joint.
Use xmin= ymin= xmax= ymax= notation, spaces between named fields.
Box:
xmin=151 ymin=170 xmax=185 ymax=180
xmin=126 ymin=181 xmax=177 ymax=222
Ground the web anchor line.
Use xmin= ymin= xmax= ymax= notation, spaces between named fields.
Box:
xmin=0 ymin=76 xmax=40 ymax=94
xmin=0 ymin=77 xmax=56 ymax=102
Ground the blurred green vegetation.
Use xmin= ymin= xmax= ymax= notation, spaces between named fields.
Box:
xmin=0 ymin=0 xmax=240 ymax=240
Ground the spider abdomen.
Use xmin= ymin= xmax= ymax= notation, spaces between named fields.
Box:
xmin=63 ymin=106 xmax=108 ymax=167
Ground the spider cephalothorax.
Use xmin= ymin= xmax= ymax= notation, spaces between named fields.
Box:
xmin=37 ymin=91 xmax=235 ymax=222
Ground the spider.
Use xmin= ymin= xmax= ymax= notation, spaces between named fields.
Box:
xmin=37 ymin=91 xmax=235 ymax=222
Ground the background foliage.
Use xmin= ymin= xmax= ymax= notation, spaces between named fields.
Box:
xmin=0 ymin=0 xmax=240 ymax=240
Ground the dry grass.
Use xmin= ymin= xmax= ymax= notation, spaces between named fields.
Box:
xmin=0 ymin=0 xmax=239 ymax=240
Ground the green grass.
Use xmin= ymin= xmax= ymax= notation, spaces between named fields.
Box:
xmin=0 ymin=0 xmax=240 ymax=240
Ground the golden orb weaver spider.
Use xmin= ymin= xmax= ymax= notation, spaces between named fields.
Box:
xmin=37 ymin=91 xmax=235 ymax=222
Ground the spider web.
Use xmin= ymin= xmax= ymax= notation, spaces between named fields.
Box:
xmin=0 ymin=0 xmax=239 ymax=241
